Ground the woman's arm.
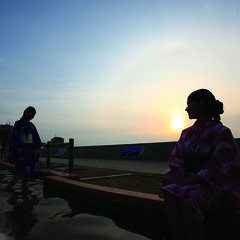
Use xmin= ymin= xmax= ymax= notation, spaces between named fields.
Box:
xmin=161 ymin=175 xmax=207 ymax=187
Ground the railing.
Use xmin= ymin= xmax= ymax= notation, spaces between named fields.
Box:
xmin=42 ymin=138 xmax=74 ymax=172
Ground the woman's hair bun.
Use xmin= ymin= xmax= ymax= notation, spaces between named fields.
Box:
xmin=211 ymin=100 xmax=224 ymax=121
xmin=214 ymin=100 xmax=224 ymax=115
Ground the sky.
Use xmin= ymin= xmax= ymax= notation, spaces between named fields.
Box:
xmin=1 ymin=0 xmax=240 ymax=146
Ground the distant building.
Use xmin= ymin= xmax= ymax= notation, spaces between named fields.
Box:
xmin=0 ymin=124 xmax=13 ymax=157
xmin=51 ymin=137 xmax=64 ymax=144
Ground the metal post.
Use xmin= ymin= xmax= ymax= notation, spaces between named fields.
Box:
xmin=69 ymin=138 xmax=74 ymax=172
xmin=47 ymin=141 xmax=51 ymax=168
xmin=1 ymin=134 xmax=4 ymax=158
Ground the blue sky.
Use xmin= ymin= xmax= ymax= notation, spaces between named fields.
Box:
xmin=1 ymin=0 xmax=240 ymax=146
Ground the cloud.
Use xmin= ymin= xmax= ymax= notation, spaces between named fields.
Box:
xmin=203 ymin=2 xmax=214 ymax=13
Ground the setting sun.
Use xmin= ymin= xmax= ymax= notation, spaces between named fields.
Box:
xmin=171 ymin=116 xmax=184 ymax=131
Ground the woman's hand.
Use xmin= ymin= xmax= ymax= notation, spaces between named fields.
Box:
xmin=160 ymin=177 xmax=189 ymax=187
xmin=34 ymin=150 xmax=39 ymax=157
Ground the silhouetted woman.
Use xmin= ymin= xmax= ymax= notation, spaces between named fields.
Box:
xmin=6 ymin=106 xmax=42 ymax=191
xmin=159 ymin=89 xmax=240 ymax=240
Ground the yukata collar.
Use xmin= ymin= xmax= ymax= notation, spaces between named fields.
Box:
xmin=19 ymin=118 xmax=34 ymax=131
xmin=193 ymin=120 xmax=221 ymax=134
xmin=185 ymin=120 xmax=222 ymax=154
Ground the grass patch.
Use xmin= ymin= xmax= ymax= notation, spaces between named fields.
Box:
xmin=79 ymin=174 xmax=167 ymax=195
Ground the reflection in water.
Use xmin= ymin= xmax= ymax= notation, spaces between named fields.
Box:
xmin=43 ymin=190 xmax=170 ymax=240
xmin=0 ymin=167 xmax=169 ymax=240
xmin=5 ymin=191 xmax=40 ymax=239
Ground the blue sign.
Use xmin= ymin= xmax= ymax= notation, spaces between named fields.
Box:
xmin=120 ymin=146 xmax=143 ymax=157
xmin=56 ymin=149 xmax=66 ymax=156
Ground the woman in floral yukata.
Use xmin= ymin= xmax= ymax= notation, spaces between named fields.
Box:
xmin=6 ymin=106 xmax=42 ymax=192
xmin=159 ymin=89 xmax=240 ymax=240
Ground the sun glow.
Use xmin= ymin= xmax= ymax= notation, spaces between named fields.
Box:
xmin=171 ymin=116 xmax=184 ymax=132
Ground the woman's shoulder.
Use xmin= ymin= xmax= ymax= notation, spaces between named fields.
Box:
xmin=13 ymin=119 xmax=23 ymax=128
xmin=212 ymin=121 xmax=230 ymax=133
xmin=208 ymin=121 xmax=236 ymax=145
xmin=14 ymin=119 xmax=21 ymax=124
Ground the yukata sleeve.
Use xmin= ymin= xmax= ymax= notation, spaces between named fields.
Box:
xmin=9 ymin=121 xmax=21 ymax=152
xmin=31 ymin=123 xmax=42 ymax=150
xmin=30 ymin=123 xmax=42 ymax=163
xmin=165 ymin=132 xmax=187 ymax=177
xmin=7 ymin=121 xmax=21 ymax=164
xmin=198 ymin=128 xmax=240 ymax=196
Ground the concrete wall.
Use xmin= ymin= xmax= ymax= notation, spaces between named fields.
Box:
xmin=39 ymin=138 xmax=240 ymax=162
xmin=73 ymin=141 xmax=177 ymax=161
xmin=40 ymin=141 xmax=177 ymax=161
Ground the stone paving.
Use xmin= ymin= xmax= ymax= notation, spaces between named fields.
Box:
xmin=39 ymin=157 xmax=169 ymax=175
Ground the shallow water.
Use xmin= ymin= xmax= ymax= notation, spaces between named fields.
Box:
xmin=0 ymin=167 xmax=170 ymax=240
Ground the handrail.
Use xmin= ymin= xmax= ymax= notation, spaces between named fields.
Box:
xmin=42 ymin=138 xmax=74 ymax=172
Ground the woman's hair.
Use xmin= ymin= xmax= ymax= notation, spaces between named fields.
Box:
xmin=188 ymin=89 xmax=224 ymax=121
xmin=21 ymin=106 xmax=36 ymax=138
xmin=22 ymin=106 xmax=36 ymax=116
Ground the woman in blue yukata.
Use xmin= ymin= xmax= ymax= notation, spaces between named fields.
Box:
xmin=6 ymin=106 xmax=42 ymax=192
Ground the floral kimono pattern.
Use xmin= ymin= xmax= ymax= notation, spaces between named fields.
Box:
xmin=8 ymin=119 xmax=42 ymax=176
xmin=160 ymin=120 xmax=240 ymax=221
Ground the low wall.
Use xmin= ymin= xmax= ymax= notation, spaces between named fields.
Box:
xmin=39 ymin=141 xmax=177 ymax=161
xmin=74 ymin=141 xmax=177 ymax=161
xmin=39 ymin=138 xmax=240 ymax=162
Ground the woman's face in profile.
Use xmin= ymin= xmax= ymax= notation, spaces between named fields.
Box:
xmin=185 ymin=99 xmax=201 ymax=119
xmin=25 ymin=112 xmax=35 ymax=121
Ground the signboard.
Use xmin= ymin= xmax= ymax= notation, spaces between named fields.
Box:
xmin=120 ymin=146 xmax=143 ymax=157
xmin=56 ymin=149 xmax=66 ymax=156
